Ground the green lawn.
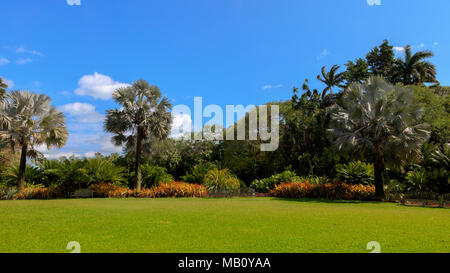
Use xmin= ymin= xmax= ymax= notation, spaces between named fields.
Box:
xmin=0 ymin=197 xmax=448 ymax=253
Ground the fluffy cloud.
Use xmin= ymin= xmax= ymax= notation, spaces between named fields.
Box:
xmin=367 ymin=0 xmax=381 ymax=6
xmin=59 ymin=102 xmax=105 ymax=123
xmin=170 ymin=112 xmax=192 ymax=139
xmin=0 ymin=57 xmax=10 ymax=66
xmin=74 ymin=72 xmax=130 ymax=100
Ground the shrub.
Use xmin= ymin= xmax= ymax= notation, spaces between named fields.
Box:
xmin=181 ymin=162 xmax=217 ymax=184
xmin=203 ymin=168 xmax=241 ymax=191
xmin=14 ymin=187 xmax=60 ymax=200
xmin=2 ymin=165 xmax=44 ymax=187
xmin=140 ymin=165 xmax=174 ymax=188
xmin=250 ymin=170 xmax=300 ymax=193
xmin=89 ymin=183 xmax=133 ymax=198
xmin=335 ymin=161 xmax=374 ymax=185
xmin=136 ymin=182 xmax=207 ymax=198
xmin=83 ymin=158 xmax=127 ymax=185
xmin=405 ymin=169 xmax=428 ymax=192
xmin=270 ymin=181 xmax=375 ymax=200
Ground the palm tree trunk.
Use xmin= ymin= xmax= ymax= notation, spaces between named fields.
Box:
xmin=17 ymin=144 xmax=28 ymax=193
xmin=373 ymin=154 xmax=385 ymax=199
xmin=134 ymin=126 xmax=143 ymax=192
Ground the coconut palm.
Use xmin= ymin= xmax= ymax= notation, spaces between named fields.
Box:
xmin=0 ymin=91 xmax=68 ymax=192
xmin=317 ymin=65 xmax=346 ymax=99
xmin=395 ymin=45 xmax=437 ymax=85
xmin=104 ymin=79 xmax=172 ymax=191
xmin=328 ymin=77 xmax=430 ymax=197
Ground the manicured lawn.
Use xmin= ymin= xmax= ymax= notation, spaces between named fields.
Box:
xmin=0 ymin=197 xmax=448 ymax=253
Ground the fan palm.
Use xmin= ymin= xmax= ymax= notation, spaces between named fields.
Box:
xmin=104 ymin=79 xmax=172 ymax=191
xmin=328 ymin=77 xmax=430 ymax=197
xmin=395 ymin=45 xmax=437 ymax=85
xmin=0 ymin=91 xmax=68 ymax=192
xmin=317 ymin=65 xmax=346 ymax=99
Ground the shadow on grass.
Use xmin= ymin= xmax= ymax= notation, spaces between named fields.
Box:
xmin=270 ymin=197 xmax=386 ymax=205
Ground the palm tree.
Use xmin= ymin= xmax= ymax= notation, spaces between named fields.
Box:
xmin=105 ymin=79 xmax=172 ymax=191
xmin=328 ymin=77 xmax=430 ymax=198
xmin=0 ymin=91 xmax=68 ymax=192
xmin=395 ymin=45 xmax=437 ymax=85
xmin=317 ymin=65 xmax=346 ymax=99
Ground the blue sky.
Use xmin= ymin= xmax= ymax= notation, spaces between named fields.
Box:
xmin=1 ymin=0 xmax=449 ymax=158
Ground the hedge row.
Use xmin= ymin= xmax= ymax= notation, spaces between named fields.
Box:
xmin=269 ymin=182 xmax=375 ymax=200
xmin=3 ymin=182 xmax=207 ymax=200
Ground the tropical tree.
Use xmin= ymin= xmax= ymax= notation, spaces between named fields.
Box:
xmin=395 ymin=45 xmax=437 ymax=85
xmin=328 ymin=77 xmax=430 ymax=198
xmin=104 ymin=80 xmax=172 ymax=191
xmin=366 ymin=40 xmax=396 ymax=82
xmin=317 ymin=65 xmax=345 ymax=99
xmin=0 ymin=91 xmax=68 ymax=192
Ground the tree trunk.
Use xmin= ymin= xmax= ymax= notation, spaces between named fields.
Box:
xmin=17 ymin=144 xmax=28 ymax=193
xmin=373 ymin=154 xmax=385 ymax=199
xmin=134 ymin=126 xmax=143 ymax=192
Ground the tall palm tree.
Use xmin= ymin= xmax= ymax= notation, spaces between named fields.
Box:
xmin=0 ymin=91 xmax=68 ymax=192
xmin=104 ymin=80 xmax=172 ymax=191
xmin=328 ymin=77 xmax=430 ymax=198
xmin=317 ymin=65 xmax=346 ymax=99
xmin=395 ymin=45 xmax=437 ymax=85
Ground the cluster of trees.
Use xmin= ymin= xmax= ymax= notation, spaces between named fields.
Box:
xmin=0 ymin=40 xmax=448 ymax=199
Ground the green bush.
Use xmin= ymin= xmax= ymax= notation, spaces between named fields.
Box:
xmin=335 ymin=161 xmax=374 ymax=185
xmin=181 ymin=162 xmax=217 ymax=184
xmin=83 ymin=158 xmax=127 ymax=185
xmin=250 ymin=170 xmax=300 ymax=193
xmin=203 ymin=168 xmax=240 ymax=191
xmin=2 ymin=165 xmax=44 ymax=187
xmin=141 ymin=165 xmax=174 ymax=188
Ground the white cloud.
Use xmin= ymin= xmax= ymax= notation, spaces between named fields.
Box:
xmin=394 ymin=46 xmax=405 ymax=53
xmin=394 ymin=43 xmax=426 ymax=54
xmin=83 ymin=151 xmax=97 ymax=158
xmin=16 ymin=58 xmax=33 ymax=65
xmin=59 ymin=102 xmax=105 ymax=123
xmin=16 ymin=45 xmax=43 ymax=56
xmin=262 ymin=84 xmax=283 ymax=90
xmin=317 ymin=49 xmax=329 ymax=60
xmin=0 ymin=57 xmax=10 ymax=66
xmin=433 ymin=42 xmax=439 ymax=46
xmin=170 ymin=112 xmax=192 ymax=139
xmin=74 ymin=72 xmax=130 ymax=100
xmin=1 ymin=77 xmax=14 ymax=88
xmin=67 ymin=0 xmax=81 ymax=6
xmin=367 ymin=0 xmax=381 ymax=6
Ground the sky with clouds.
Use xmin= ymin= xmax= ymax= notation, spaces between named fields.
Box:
xmin=1 ymin=0 xmax=449 ymax=158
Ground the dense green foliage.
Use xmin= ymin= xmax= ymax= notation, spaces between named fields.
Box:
xmin=0 ymin=40 xmax=448 ymax=199
xmin=203 ymin=168 xmax=241 ymax=191
xmin=335 ymin=161 xmax=374 ymax=185
xmin=250 ymin=170 xmax=300 ymax=193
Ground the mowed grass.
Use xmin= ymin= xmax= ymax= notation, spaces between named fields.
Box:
xmin=0 ymin=198 xmax=448 ymax=253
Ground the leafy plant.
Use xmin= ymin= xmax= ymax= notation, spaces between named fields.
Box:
xmin=335 ymin=161 xmax=374 ymax=185
xmin=405 ymin=169 xmax=428 ymax=192
xmin=250 ymin=170 xmax=300 ymax=193
xmin=181 ymin=162 xmax=217 ymax=184
xmin=203 ymin=168 xmax=240 ymax=191
xmin=140 ymin=165 xmax=173 ymax=188
xmin=2 ymin=165 xmax=44 ymax=187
